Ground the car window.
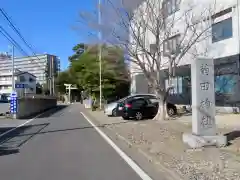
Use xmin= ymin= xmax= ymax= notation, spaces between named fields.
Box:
xmin=118 ymin=97 xmax=127 ymax=102
xmin=119 ymin=95 xmax=133 ymax=102
xmin=123 ymin=94 xmax=156 ymax=104
xmin=144 ymin=98 xmax=152 ymax=104
xmin=131 ymin=99 xmax=146 ymax=107
xmin=149 ymin=98 xmax=158 ymax=103
xmin=142 ymin=95 xmax=156 ymax=99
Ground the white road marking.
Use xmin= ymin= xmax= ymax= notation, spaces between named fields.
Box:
xmin=0 ymin=111 xmax=46 ymax=138
xmin=80 ymin=112 xmax=153 ymax=180
xmin=0 ymin=105 xmax=69 ymax=138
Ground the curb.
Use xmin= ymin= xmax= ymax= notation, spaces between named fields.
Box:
xmin=113 ymin=130 xmax=183 ymax=180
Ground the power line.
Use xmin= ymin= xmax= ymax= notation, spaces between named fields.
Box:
xmin=0 ymin=8 xmax=45 ymax=68
xmin=0 ymin=8 xmax=39 ymax=58
xmin=0 ymin=8 xmax=57 ymax=91
xmin=0 ymin=8 xmax=58 ymax=94
xmin=0 ymin=8 xmax=57 ymax=95
xmin=0 ymin=25 xmax=29 ymax=56
xmin=0 ymin=25 xmax=44 ymax=71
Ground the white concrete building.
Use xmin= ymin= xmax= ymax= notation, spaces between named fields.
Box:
xmin=0 ymin=54 xmax=60 ymax=88
xmin=130 ymin=0 xmax=240 ymax=95
xmin=0 ymin=70 xmax=36 ymax=96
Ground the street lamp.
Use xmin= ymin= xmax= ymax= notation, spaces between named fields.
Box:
xmin=8 ymin=45 xmax=15 ymax=93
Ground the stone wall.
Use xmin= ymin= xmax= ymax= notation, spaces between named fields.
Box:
xmin=16 ymin=95 xmax=57 ymax=119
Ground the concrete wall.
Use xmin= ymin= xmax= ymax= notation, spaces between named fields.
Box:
xmin=16 ymin=95 xmax=57 ymax=119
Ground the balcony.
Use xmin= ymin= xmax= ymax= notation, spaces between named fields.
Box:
xmin=0 ymin=80 xmax=12 ymax=86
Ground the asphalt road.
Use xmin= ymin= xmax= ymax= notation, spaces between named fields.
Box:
xmin=0 ymin=104 xmax=146 ymax=180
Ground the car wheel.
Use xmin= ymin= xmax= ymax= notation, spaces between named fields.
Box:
xmin=112 ymin=108 xmax=117 ymax=117
xmin=135 ymin=112 xmax=143 ymax=120
xmin=167 ymin=107 xmax=176 ymax=116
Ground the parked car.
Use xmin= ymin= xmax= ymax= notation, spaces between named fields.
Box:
xmin=104 ymin=94 xmax=156 ymax=117
xmin=116 ymin=95 xmax=177 ymax=117
xmin=166 ymin=103 xmax=178 ymax=116
xmin=0 ymin=93 xmax=9 ymax=103
xmin=119 ymin=97 xmax=158 ymax=120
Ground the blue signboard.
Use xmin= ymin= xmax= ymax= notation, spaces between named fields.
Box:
xmin=10 ymin=92 xmax=17 ymax=114
xmin=15 ymin=83 xmax=26 ymax=88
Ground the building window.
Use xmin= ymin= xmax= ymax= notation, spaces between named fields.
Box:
xmin=29 ymin=77 xmax=35 ymax=82
xmin=19 ymin=75 xmax=25 ymax=82
xmin=178 ymin=77 xmax=182 ymax=94
xmin=215 ymin=74 xmax=236 ymax=94
xmin=2 ymin=85 xmax=10 ymax=89
xmin=163 ymin=34 xmax=180 ymax=56
xmin=162 ymin=0 xmax=180 ymax=17
xmin=212 ymin=17 xmax=232 ymax=43
xmin=165 ymin=76 xmax=183 ymax=95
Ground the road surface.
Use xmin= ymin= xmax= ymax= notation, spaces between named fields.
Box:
xmin=0 ymin=104 xmax=149 ymax=180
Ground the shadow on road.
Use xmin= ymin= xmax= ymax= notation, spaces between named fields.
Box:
xmin=0 ymin=127 xmax=12 ymax=134
xmin=0 ymin=148 xmax=19 ymax=156
xmin=22 ymin=105 xmax=68 ymax=120
xmin=224 ymin=131 xmax=240 ymax=146
xmin=0 ymin=123 xmax=49 ymax=156
xmin=10 ymin=121 xmax=129 ymax=137
xmin=36 ymin=105 xmax=68 ymax=119
xmin=0 ymin=120 xmax=128 ymax=156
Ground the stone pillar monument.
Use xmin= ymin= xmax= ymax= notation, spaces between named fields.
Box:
xmin=182 ymin=58 xmax=227 ymax=148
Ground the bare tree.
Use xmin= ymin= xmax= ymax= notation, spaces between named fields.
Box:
xmin=78 ymin=0 xmax=217 ymax=120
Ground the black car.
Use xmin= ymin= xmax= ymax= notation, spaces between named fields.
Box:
xmin=116 ymin=94 xmax=177 ymax=117
xmin=116 ymin=94 xmax=157 ymax=116
xmin=119 ymin=97 xmax=159 ymax=120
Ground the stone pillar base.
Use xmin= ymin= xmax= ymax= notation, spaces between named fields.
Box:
xmin=182 ymin=133 xmax=227 ymax=148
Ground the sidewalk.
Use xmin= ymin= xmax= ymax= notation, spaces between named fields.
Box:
xmin=83 ymin=109 xmax=240 ymax=180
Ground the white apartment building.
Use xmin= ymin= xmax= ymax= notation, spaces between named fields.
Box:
xmin=0 ymin=70 xmax=36 ymax=96
xmin=130 ymin=0 xmax=240 ymax=95
xmin=0 ymin=54 xmax=60 ymax=86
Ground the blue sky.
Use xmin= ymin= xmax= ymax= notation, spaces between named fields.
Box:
xmin=0 ymin=0 xmax=97 ymax=70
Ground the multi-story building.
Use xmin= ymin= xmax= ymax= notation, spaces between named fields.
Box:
xmin=0 ymin=54 xmax=60 ymax=93
xmin=0 ymin=69 xmax=36 ymax=96
xmin=129 ymin=0 xmax=240 ymax=111
xmin=130 ymin=0 xmax=240 ymax=90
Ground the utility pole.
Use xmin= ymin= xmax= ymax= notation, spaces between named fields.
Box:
xmin=49 ymin=57 xmax=52 ymax=95
xmin=11 ymin=45 xmax=15 ymax=92
xmin=52 ymin=56 xmax=55 ymax=95
xmin=98 ymin=0 xmax=102 ymax=109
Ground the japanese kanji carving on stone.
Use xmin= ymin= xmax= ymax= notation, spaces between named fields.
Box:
xmin=200 ymin=64 xmax=209 ymax=75
xmin=200 ymin=82 xmax=210 ymax=90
